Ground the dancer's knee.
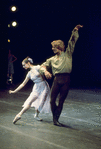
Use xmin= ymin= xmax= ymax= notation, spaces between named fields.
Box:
xmin=25 ymin=104 xmax=30 ymax=110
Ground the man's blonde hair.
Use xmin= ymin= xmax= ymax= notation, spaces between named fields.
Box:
xmin=51 ymin=40 xmax=65 ymax=51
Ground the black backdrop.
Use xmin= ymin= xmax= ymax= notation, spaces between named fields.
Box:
xmin=0 ymin=0 xmax=101 ymax=89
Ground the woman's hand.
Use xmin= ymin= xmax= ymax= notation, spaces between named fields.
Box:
xmin=9 ymin=90 xmax=15 ymax=94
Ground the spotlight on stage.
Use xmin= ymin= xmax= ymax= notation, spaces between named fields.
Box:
xmin=8 ymin=24 xmax=10 ymax=27
xmin=11 ymin=21 xmax=17 ymax=27
xmin=8 ymin=39 xmax=10 ymax=42
xmin=10 ymin=6 xmax=18 ymax=12
xmin=11 ymin=6 xmax=16 ymax=11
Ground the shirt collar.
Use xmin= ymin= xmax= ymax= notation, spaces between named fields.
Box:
xmin=55 ymin=51 xmax=64 ymax=57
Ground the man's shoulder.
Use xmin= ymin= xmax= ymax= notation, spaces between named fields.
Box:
xmin=47 ymin=56 xmax=55 ymax=61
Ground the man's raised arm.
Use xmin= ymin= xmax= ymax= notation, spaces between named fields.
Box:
xmin=66 ymin=24 xmax=83 ymax=55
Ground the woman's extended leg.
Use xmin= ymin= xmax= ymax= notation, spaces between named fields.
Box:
xmin=13 ymin=105 xmax=30 ymax=124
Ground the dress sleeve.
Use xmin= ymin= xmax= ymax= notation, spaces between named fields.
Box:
xmin=66 ymin=29 xmax=79 ymax=55
xmin=26 ymin=71 xmax=30 ymax=79
xmin=36 ymin=65 xmax=40 ymax=71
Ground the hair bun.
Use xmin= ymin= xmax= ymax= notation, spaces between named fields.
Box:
xmin=28 ymin=58 xmax=33 ymax=64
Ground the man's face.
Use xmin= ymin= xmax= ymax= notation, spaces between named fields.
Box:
xmin=52 ymin=46 xmax=61 ymax=54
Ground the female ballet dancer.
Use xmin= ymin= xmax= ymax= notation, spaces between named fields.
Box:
xmin=7 ymin=49 xmax=17 ymax=84
xmin=9 ymin=56 xmax=51 ymax=124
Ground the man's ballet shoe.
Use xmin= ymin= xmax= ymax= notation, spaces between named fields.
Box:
xmin=53 ymin=119 xmax=62 ymax=126
xmin=13 ymin=115 xmax=21 ymax=124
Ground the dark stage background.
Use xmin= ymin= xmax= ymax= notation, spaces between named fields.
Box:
xmin=0 ymin=0 xmax=101 ymax=89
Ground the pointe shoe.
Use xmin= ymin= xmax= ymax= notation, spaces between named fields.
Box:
xmin=34 ymin=114 xmax=43 ymax=121
xmin=13 ymin=115 xmax=21 ymax=124
xmin=34 ymin=117 xmax=43 ymax=121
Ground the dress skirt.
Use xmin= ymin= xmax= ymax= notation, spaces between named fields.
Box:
xmin=22 ymin=81 xmax=51 ymax=113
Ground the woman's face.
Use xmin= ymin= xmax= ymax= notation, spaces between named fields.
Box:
xmin=22 ymin=62 xmax=30 ymax=69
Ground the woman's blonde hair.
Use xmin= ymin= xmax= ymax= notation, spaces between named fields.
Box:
xmin=51 ymin=40 xmax=65 ymax=51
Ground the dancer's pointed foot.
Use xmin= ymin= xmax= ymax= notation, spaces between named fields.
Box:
xmin=34 ymin=113 xmax=43 ymax=121
xmin=13 ymin=115 xmax=21 ymax=124
xmin=34 ymin=116 xmax=43 ymax=121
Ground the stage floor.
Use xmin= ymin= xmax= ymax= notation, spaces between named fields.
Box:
xmin=0 ymin=85 xmax=101 ymax=149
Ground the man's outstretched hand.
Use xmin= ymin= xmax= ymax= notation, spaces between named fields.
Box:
xmin=74 ymin=24 xmax=83 ymax=31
